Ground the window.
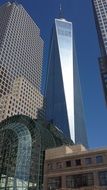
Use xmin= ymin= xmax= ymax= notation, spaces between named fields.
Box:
xmin=56 ymin=162 xmax=62 ymax=169
xmin=66 ymin=173 xmax=94 ymax=188
xmin=96 ymin=155 xmax=103 ymax=163
xmin=85 ymin=158 xmax=92 ymax=165
xmin=99 ymin=171 xmax=107 ymax=186
xmin=47 ymin=163 xmax=53 ymax=170
xmin=66 ymin=160 xmax=71 ymax=167
xmin=47 ymin=177 xmax=61 ymax=190
xmin=75 ymin=159 xmax=81 ymax=166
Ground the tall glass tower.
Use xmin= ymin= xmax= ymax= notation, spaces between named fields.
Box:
xmin=45 ymin=17 xmax=88 ymax=147
xmin=92 ymin=0 xmax=107 ymax=104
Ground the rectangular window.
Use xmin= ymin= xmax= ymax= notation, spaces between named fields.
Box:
xmin=47 ymin=177 xmax=61 ymax=190
xmin=96 ymin=155 xmax=103 ymax=163
xmin=85 ymin=157 xmax=92 ymax=165
xmin=56 ymin=162 xmax=63 ymax=169
xmin=66 ymin=160 xmax=71 ymax=167
xmin=75 ymin=159 xmax=81 ymax=166
xmin=66 ymin=173 xmax=94 ymax=188
xmin=47 ymin=163 xmax=53 ymax=170
xmin=99 ymin=171 xmax=107 ymax=186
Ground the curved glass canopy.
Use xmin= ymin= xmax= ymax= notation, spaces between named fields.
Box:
xmin=0 ymin=115 xmax=73 ymax=190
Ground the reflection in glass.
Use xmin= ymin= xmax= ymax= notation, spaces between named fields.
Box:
xmin=46 ymin=18 xmax=88 ymax=147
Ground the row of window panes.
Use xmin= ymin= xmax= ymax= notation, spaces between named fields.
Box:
xmin=47 ymin=171 xmax=107 ymax=190
xmin=66 ymin=155 xmax=103 ymax=167
xmin=48 ymin=155 xmax=103 ymax=170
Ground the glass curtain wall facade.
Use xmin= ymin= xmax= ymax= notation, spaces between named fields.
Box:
xmin=45 ymin=18 xmax=88 ymax=147
xmin=92 ymin=0 xmax=107 ymax=104
xmin=0 ymin=115 xmax=73 ymax=190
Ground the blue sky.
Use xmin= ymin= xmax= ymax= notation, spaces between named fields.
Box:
xmin=1 ymin=0 xmax=107 ymax=148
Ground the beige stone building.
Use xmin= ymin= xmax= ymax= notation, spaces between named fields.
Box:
xmin=0 ymin=77 xmax=45 ymax=121
xmin=44 ymin=145 xmax=107 ymax=190
xmin=0 ymin=2 xmax=44 ymax=122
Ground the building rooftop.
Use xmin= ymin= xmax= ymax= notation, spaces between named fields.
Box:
xmin=45 ymin=144 xmax=107 ymax=160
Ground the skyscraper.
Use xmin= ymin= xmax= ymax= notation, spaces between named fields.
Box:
xmin=0 ymin=2 xmax=44 ymax=121
xmin=45 ymin=17 xmax=88 ymax=147
xmin=92 ymin=0 xmax=107 ymax=104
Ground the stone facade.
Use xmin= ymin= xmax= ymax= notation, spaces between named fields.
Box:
xmin=0 ymin=2 xmax=44 ymax=122
xmin=0 ymin=77 xmax=45 ymax=121
xmin=44 ymin=145 xmax=107 ymax=190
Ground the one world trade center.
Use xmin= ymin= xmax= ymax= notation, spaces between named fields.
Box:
xmin=45 ymin=16 xmax=88 ymax=148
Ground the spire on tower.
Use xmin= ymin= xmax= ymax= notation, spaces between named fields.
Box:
xmin=60 ymin=3 xmax=62 ymax=12
xmin=59 ymin=3 xmax=63 ymax=19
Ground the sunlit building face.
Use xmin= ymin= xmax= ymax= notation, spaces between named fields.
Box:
xmin=92 ymin=0 xmax=107 ymax=104
xmin=0 ymin=2 xmax=44 ymax=122
xmin=45 ymin=18 xmax=88 ymax=148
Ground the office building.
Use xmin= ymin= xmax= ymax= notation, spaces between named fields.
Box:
xmin=45 ymin=17 xmax=88 ymax=147
xmin=44 ymin=144 xmax=107 ymax=190
xmin=0 ymin=77 xmax=45 ymax=121
xmin=0 ymin=2 xmax=44 ymax=121
xmin=92 ymin=0 xmax=107 ymax=103
xmin=0 ymin=115 xmax=73 ymax=190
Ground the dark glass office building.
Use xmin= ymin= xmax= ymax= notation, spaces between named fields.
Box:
xmin=45 ymin=17 xmax=88 ymax=147
xmin=92 ymin=0 xmax=107 ymax=104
